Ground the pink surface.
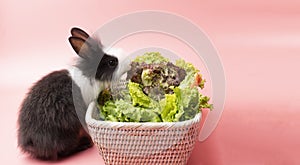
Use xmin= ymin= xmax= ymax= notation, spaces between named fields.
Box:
xmin=1 ymin=0 xmax=300 ymax=164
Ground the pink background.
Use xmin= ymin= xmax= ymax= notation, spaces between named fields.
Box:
xmin=1 ymin=0 xmax=300 ymax=164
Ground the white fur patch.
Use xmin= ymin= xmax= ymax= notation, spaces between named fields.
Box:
xmin=67 ymin=66 xmax=102 ymax=106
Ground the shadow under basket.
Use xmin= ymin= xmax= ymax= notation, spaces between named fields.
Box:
xmin=85 ymin=101 xmax=201 ymax=165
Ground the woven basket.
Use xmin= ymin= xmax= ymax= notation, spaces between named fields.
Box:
xmin=86 ymin=101 xmax=201 ymax=165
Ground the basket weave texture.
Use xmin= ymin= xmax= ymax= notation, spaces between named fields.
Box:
xmin=86 ymin=101 xmax=201 ymax=165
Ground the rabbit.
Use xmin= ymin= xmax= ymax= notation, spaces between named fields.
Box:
xmin=17 ymin=27 xmax=119 ymax=160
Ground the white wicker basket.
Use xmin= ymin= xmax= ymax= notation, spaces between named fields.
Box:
xmin=86 ymin=101 xmax=201 ymax=165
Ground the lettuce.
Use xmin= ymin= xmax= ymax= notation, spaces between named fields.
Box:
xmin=133 ymin=52 xmax=169 ymax=64
xmin=98 ymin=52 xmax=212 ymax=122
xmin=175 ymin=87 xmax=200 ymax=121
xmin=176 ymin=59 xmax=205 ymax=89
xmin=128 ymin=81 xmax=152 ymax=108
xmin=100 ymin=99 xmax=161 ymax=122
xmin=160 ymin=94 xmax=181 ymax=122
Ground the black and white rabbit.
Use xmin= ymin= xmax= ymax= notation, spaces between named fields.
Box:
xmin=17 ymin=27 xmax=119 ymax=160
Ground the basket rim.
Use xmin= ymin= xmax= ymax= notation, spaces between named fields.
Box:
xmin=85 ymin=101 xmax=202 ymax=129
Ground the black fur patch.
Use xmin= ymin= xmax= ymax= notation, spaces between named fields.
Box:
xmin=17 ymin=70 xmax=93 ymax=160
xmin=75 ymin=49 xmax=118 ymax=82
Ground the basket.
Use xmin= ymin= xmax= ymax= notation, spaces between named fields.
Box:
xmin=86 ymin=101 xmax=201 ymax=165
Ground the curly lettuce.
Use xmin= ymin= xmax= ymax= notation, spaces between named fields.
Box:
xmin=133 ymin=52 xmax=169 ymax=64
xmin=98 ymin=52 xmax=212 ymax=122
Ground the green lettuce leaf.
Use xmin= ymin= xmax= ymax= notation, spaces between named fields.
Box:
xmin=133 ymin=52 xmax=169 ymax=64
xmin=160 ymin=94 xmax=179 ymax=122
xmin=100 ymin=99 xmax=162 ymax=122
xmin=128 ymin=81 xmax=152 ymax=108
xmin=199 ymin=94 xmax=213 ymax=110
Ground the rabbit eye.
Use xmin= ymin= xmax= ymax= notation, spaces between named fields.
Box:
xmin=108 ymin=59 xmax=118 ymax=67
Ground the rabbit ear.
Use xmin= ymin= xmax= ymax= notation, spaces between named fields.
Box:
xmin=71 ymin=27 xmax=89 ymax=41
xmin=69 ymin=37 xmax=91 ymax=59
